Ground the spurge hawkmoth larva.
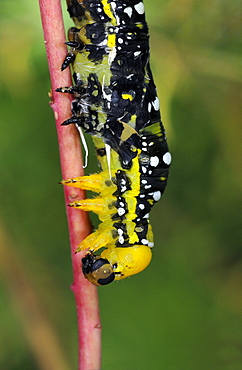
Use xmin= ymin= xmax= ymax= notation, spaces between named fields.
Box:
xmin=57 ymin=0 xmax=171 ymax=285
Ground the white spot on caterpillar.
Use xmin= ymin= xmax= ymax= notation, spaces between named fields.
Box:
xmin=139 ymin=203 xmax=145 ymax=210
xmin=135 ymin=2 xmax=145 ymax=14
xmin=163 ymin=152 xmax=172 ymax=165
xmin=150 ymin=156 xmax=159 ymax=167
xmin=142 ymin=166 xmax=147 ymax=173
xmin=117 ymin=228 xmax=124 ymax=244
xmin=120 ymin=183 xmax=127 ymax=192
xmin=148 ymin=102 xmax=152 ymax=112
xmin=134 ymin=51 xmax=141 ymax=57
xmin=152 ymin=97 xmax=160 ymax=110
xmin=118 ymin=207 xmax=125 ymax=216
xmin=148 ymin=242 xmax=154 ymax=247
xmin=119 ymin=236 xmax=124 ymax=244
xmin=152 ymin=191 xmax=161 ymax=202
xmin=124 ymin=6 xmax=132 ymax=17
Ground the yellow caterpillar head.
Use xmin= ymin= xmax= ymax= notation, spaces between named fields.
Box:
xmin=82 ymin=245 xmax=152 ymax=286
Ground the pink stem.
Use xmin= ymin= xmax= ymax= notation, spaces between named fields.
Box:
xmin=38 ymin=1 xmax=101 ymax=369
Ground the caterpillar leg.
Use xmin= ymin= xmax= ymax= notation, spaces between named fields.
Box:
xmin=76 ymin=227 xmax=115 ymax=254
xmin=60 ymin=171 xmax=117 ymax=194
xmin=69 ymin=198 xmax=105 ymax=214
xmin=60 ymin=173 xmax=107 ymax=193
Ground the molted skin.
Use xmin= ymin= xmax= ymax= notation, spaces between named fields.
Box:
xmin=59 ymin=0 xmax=171 ymax=285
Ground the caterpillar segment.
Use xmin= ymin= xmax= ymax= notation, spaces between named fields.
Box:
xmin=59 ymin=0 xmax=162 ymax=166
xmin=63 ymin=137 xmax=153 ymax=284
xmin=59 ymin=0 xmax=171 ymax=285
xmin=62 ymin=126 xmax=170 ymax=285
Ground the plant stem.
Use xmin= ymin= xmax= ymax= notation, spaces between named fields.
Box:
xmin=38 ymin=1 xmax=101 ymax=369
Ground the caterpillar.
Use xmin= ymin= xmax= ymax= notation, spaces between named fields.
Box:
xmin=58 ymin=0 xmax=171 ymax=285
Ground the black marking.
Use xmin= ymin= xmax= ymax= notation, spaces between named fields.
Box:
xmin=61 ymin=52 xmax=76 ymax=71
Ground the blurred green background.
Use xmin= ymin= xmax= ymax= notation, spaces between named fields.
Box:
xmin=0 ymin=0 xmax=241 ymax=369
